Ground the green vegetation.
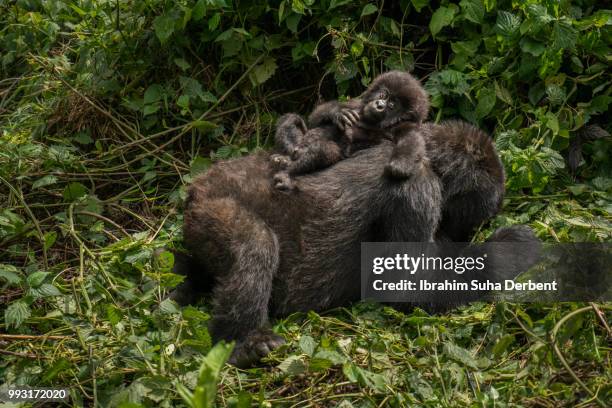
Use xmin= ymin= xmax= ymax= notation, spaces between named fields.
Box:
xmin=0 ymin=0 xmax=610 ymax=406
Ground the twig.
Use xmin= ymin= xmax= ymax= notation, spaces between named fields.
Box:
xmin=0 ymin=334 xmax=71 ymax=341
xmin=589 ymin=302 xmax=612 ymax=338
xmin=0 ymin=349 xmax=42 ymax=359
xmin=550 ymin=305 xmax=609 ymax=407
xmin=0 ymin=176 xmax=48 ymax=268
xmin=76 ymin=210 xmax=131 ymax=238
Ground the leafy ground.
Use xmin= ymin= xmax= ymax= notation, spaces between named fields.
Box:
xmin=0 ymin=0 xmax=611 ymax=407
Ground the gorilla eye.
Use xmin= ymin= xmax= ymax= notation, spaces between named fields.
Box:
xmin=379 ymin=89 xmax=388 ymax=99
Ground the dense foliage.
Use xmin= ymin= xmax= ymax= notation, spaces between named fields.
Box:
xmin=0 ymin=0 xmax=610 ymax=406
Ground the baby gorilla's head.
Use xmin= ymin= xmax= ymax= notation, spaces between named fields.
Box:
xmin=359 ymin=71 xmax=430 ymax=129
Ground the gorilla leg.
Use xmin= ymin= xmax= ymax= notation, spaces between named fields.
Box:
xmin=184 ymin=196 xmax=284 ymax=366
xmin=274 ymin=113 xmax=307 ymax=157
xmin=274 ymin=135 xmax=343 ymax=190
xmin=380 ymin=164 xmax=443 ymax=242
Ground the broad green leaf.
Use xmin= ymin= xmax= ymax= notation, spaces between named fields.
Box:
xmin=299 ymin=335 xmax=316 ymax=355
xmin=361 ymin=4 xmax=378 ymax=17
xmin=153 ymin=15 xmax=175 ymax=44
xmin=552 ymin=21 xmax=577 ymax=50
xmin=492 ymin=335 xmax=515 ymax=357
xmin=430 ymin=6 xmax=456 ymax=37
xmin=159 ymin=298 xmax=180 ymax=314
xmin=443 ymin=342 xmax=479 ymax=369
xmin=192 ymin=0 xmax=206 ymax=21
xmin=0 ymin=265 xmax=21 ymax=284
xmin=190 ymin=156 xmax=213 ymax=176
xmin=460 ymin=0 xmax=484 ymax=24
xmin=107 ymin=304 xmax=124 ymax=325
xmin=208 ymin=13 xmax=221 ymax=31
xmin=43 ymin=231 xmax=57 ymax=251
xmin=495 ymin=11 xmax=521 ymax=38
xmin=143 ymin=103 xmax=160 ymax=116
xmin=5 ymin=301 xmax=30 ymax=328
xmin=520 ymin=37 xmax=545 ymax=56
xmin=545 ymin=111 xmax=559 ymax=135
xmin=278 ymin=355 xmax=307 ymax=375
xmin=144 ymin=84 xmax=163 ymax=104
xmin=286 ymin=13 xmax=301 ymax=33
xmin=250 ymin=57 xmax=278 ymax=86
xmin=32 ymin=175 xmax=57 ymax=189
xmin=63 ymin=182 xmax=88 ymax=202
xmin=411 ymin=0 xmax=428 ymax=12
xmin=27 ymin=271 xmax=50 ymax=287
xmin=475 ymin=88 xmax=496 ymax=119
xmin=329 ymin=0 xmax=352 ymax=10
xmin=34 ymin=283 xmax=61 ymax=297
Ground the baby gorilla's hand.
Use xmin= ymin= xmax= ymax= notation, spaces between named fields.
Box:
xmin=334 ymin=108 xmax=360 ymax=131
xmin=270 ymin=154 xmax=291 ymax=170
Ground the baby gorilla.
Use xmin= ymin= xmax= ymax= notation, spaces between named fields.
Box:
xmin=271 ymin=71 xmax=430 ymax=190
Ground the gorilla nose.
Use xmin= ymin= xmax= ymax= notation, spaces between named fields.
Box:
xmin=375 ymin=99 xmax=387 ymax=110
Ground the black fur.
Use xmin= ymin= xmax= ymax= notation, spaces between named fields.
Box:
xmin=176 ymin=117 xmax=516 ymax=367
xmin=272 ymin=71 xmax=431 ymax=190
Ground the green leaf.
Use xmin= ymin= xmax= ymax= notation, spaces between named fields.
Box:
xmin=107 ymin=304 xmax=124 ymax=325
xmin=520 ymin=37 xmax=545 ymax=56
xmin=192 ymin=120 xmax=217 ymax=132
xmin=144 ymin=84 xmax=163 ymax=104
xmin=159 ymin=298 xmax=180 ymax=314
xmin=552 ymin=21 xmax=577 ymax=51
xmin=32 ymin=175 xmax=58 ymax=190
xmin=250 ymin=57 xmax=278 ymax=86
xmin=35 ymin=283 xmax=61 ymax=297
xmin=208 ymin=13 xmax=221 ymax=31
xmin=475 ymin=88 xmax=496 ymax=119
xmin=492 ymin=335 xmax=515 ymax=357
xmin=63 ymin=182 xmax=88 ymax=202
xmin=278 ymin=355 xmax=307 ymax=375
xmin=545 ymin=111 xmax=559 ymax=135
xmin=430 ymin=6 xmax=456 ymax=37
xmin=153 ymin=15 xmax=175 ymax=44
xmin=286 ymin=13 xmax=301 ymax=33
xmin=190 ymin=156 xmax=212 ymax=176
xmin=0 ymin=265 xmax=22 ymax=285
xmin=192 ymin=0 xmax=206 ymax=21
xmin=350 ymin=40 xmax=364 ymax=57
xmin=460 ymin=0 xmax=484 ymax=24
xmin=361 ymin=4 xmax=378 ymax=17
xmin=410 ymin=0 xmax=428 ymax=12
xmin=443 ymin=342 xmax=479 ymax=369
xmin=299 ymin=335 xmax=316 ymax=356
xmin=143 ymin=103 xmax=160 ymax=116
xmin=495 ymin=11 xmax=521 ymax=38
xmin=329 ymin=0 xmax=352 ymax=10
xmin=43 ymin=231 xmax=57 ymax=251
xmin=27 ymin=271 xmax=50 ymax=288
xmin=5 ymin=301 xmax=31 ymax=328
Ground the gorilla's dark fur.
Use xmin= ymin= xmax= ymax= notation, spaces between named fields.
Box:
xmin=271 ymin=71 xmax=431 ymax=190
xmin=173 ymin=110 xmax=519 ymax=366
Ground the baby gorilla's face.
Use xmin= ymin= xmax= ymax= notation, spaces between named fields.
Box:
xmin=360 ymin=87 xmax=405 ymax=128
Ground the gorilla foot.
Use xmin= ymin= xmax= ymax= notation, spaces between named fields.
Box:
xmin=228 ymin=329 xmax=285 ymax=368
xmin=270 ymin=154 xmax=291 ymax=170
xmin=273 ymin=171 xmax=295 ymax=191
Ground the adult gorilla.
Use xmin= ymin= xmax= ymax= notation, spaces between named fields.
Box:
xmin=173 ymin=113 xmax=534 ymax=367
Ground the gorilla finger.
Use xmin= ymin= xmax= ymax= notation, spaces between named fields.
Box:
xmin=347 ymin=110 xmax=360 ymax=124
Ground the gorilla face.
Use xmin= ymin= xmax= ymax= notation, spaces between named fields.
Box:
xmin=359 ymin=71 xmax=430 ymax=130
xmin=360 ymin=86 xmax=406 ymax=127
